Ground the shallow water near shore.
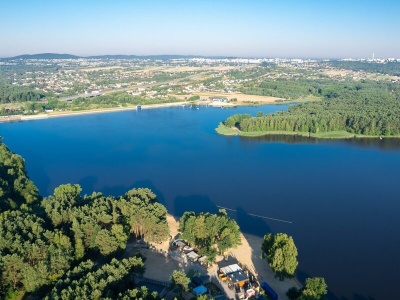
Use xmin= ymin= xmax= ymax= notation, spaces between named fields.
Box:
xmin=1 ymin=104 xmax=400 ymax=300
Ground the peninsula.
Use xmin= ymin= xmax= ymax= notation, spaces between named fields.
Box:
xmin=216 ymin=79 xmax=400 ymax=139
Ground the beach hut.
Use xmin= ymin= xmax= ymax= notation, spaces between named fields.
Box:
xmin=219 ymin=263 xmax=249 ymax=288
xmin=186 ymin=251 xmax=200 ymax=262
xmin=228 ymin=270 xmax=248 ymax=287
xmin=175 ymin=241 xmax=186 ymax=248
xmin=220 ymin=263 xmax=242 ymax=275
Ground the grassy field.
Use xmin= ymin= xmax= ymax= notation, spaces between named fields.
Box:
xmin=215 ymin=123 xmax=239 ymax=136
xmin=215 ymin=123 xmax=394 ymax=139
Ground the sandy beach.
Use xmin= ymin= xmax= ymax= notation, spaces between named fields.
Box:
xmin=157 ymin=214 xmax=302 ymax=299
xmin=13 ymin=94 xmax=281 ymax=122
xmin=19 ymin=101 xmax=189 ymax=121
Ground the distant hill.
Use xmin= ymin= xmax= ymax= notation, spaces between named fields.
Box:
xmin=8 ymin=53 xmax=81 ymax=60
xmin=2 ymin=53 xmax=235 ymax=60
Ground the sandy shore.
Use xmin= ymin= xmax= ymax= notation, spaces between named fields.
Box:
xmin=15 ymin=95 xmax=282 ymax=122
xmin=161 ymin=214 xmax=302 ymax=299
xmin=19 ymin=101 xmax=188 ymax=121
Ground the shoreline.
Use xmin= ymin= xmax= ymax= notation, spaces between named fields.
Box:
xmin=215 ymin=123 xmax=400 ymax=140
xmin=14 ymin=101 xmax=189 ymax=121
xmin=2 ymin=100 xmax=288 ymax=123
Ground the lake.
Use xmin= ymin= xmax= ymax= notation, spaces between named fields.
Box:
xmin=1 ymin=105 xmax=400 ymax=300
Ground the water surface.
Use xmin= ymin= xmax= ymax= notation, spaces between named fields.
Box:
xmin=1 ymin=105 xmax=400 ymax=300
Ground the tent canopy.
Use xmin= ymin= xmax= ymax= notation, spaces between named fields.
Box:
xmin=220 ymin=263 xmax=242 ymax=275
xmin=193 ymin=285 xmax=207 ymax=296
xmin=186 ymin=251 xmax=200 ymax=260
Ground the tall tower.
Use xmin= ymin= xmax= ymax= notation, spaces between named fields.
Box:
xmin=372 ymin=53 xmax=375 ymax=61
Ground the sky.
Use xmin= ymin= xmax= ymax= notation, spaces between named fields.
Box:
xmin=1 ymin=0 xmax=400 ymax=59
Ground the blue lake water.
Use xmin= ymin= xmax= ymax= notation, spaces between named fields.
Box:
xmin=1 ymin=105 xmax=400 ymax=300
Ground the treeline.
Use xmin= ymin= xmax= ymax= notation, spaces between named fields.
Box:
xmin=6 ymin=93 xmax=183 ymax=115
xmin=0 ymin=84 xmax=46 ymax=103
xmin=0 ymin=144 xmax=40 ymax=211
xmin=239 ymin=78 xmax=326 ymax=100
xmin=0 ymin=143 xmax=169 ymax=299
xmin=224 ymin=81 xmax=400 ymax=136
xmin=50 ymin=93 xmax=181 ymax=111
xmin=328 ymin=61 xmax=400 ymax=76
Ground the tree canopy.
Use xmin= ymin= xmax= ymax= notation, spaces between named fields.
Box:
xmin=262 ymin=233 xmax=298 ymax=280
xmin=179 ymin=209 xmax=241 ymax=261
xmin=299 ymin=277 xmax=328 ymax=300
xmin=0 ymin=84 xmax=45 ymax=104
xmin=0 ymin=143 xmax=40 ymax=212
xmin=0 ymin=144 xmax=170 ymax=299
xmin=45 ymin=257 xmax=145 ymax=299
xmin=170 ymin=270 xmax=190 ymax=296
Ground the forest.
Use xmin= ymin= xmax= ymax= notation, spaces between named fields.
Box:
xmin=223 ymin=80 xmax=400 ymax=137
xmin=327 ymin=60 xmax=400 ymax=76
xmin=0 ymin=143 xmax=171 ymax=299
xmin=0 ymin=84 xmax=46 ymax=104
xmin=0 ymin=143 xmax=245 ymax=299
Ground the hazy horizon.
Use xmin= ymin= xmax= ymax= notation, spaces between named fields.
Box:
xmin=1 ymin=0 xmax=399 ymax=59
xmin=2 ymin=52 xmax=385 ymax=60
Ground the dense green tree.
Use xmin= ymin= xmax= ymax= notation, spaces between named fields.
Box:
xmin=225 ymin=113 xmax=252 ymax=128
xmin=45 ymin=257 xmax=145 ymax=299
xmin=118 ymin=286 xmax=159 ymax=300
xmin=42 ymin=184 xmax=82 ymax=226
xmin=262 ymin=233 xmax=298 ymax=280
xmin=298 ymin=277 xmax=328 ymax=300
xmin=179 ymin=209 xmax=241 ymax=259
xmin=1 ymin=254 xmax=25 ymax=290
xmin=0 ymin=84 xmax=45 ymax=104
xmin=170 ymin=270 xmax=190 ymax=296
xmin=0 ymin=210 xmax=74 ymax=294
xmin=188 ymin=95 xmax=200 ymax=101
xmin=0 ymin=144 xmax=40 ymax=211
xmin=118 ymin=188 xmax=169 ymax=243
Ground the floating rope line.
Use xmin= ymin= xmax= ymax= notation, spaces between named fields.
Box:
xmin=217 ymin=206 xmax=292 ymax=224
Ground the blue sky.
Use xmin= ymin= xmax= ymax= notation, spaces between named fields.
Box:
xmin=1 ymin=0 xmax=399 ymax=58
